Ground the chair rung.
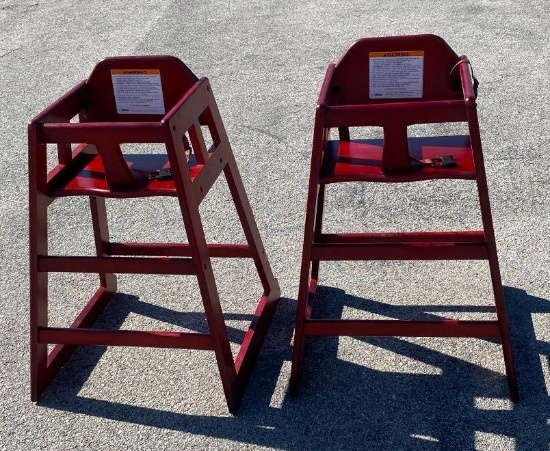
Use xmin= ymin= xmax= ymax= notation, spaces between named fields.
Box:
xmin=38 ymin=256 xmax=196 ymax=274
xmin=317 ymin=231 xmax=485 ymax=244
xmin=311 ymin=242 xmax=488 ymax=260
xmin=303 ymin=319 xmax=500 ymax=337
xmin=39 ymin=327 xmax=214 ymax=350
xmin=109 ymin=242 xmax=253 ymax=258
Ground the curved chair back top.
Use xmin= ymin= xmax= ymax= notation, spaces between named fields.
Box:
xmin=84 ymin=55 xmax=199 ymax=122
xmin=328 ymin=34 xmax=462 ymax=106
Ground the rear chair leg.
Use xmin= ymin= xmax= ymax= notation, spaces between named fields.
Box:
xmin=90 ymin=197 xmax=117 ymax=292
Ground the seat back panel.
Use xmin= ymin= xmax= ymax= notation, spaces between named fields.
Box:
xmin=329 ymin=34 xmax=462 ymax=106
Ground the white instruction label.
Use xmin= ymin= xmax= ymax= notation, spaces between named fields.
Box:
xmin=369 ymin=51 xmax=424 ymax=99
xmin=111 ymin=69 xmax=165 ymax=114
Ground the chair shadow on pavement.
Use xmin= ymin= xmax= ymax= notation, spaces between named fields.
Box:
xmin=39 ymin=287 xmax=550 ymax=450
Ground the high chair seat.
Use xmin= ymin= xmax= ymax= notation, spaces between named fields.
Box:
xmin=321 ymin=135 xmax=476 ymax=183
xmin=47 ymin=145 xmax=202 ymax=197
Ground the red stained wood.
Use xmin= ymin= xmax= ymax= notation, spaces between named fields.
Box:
xmin=29 ymin=56 xmax=280 ymax=412
xmin=290 ymin=35 xmax=518 ymax=401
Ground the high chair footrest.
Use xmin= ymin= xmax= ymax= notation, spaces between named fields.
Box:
xmin=303 ymin=319 xmax=501 ymax=337
xmin=39 ymin=327 xmax=214 ymax=350
xmin=37 ymin=256 xmax=196 ymax=274
xmin=310 ymin=242 xmax=488 ymax=260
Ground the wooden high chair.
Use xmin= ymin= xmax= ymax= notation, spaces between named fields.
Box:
xmin=29 ymin=56 xmax=280 ymax=412
xmin=290 ymin=35 xmax=518 ymax=400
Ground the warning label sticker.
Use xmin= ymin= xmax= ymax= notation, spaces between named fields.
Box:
xmin=369 ymin=51 xmax=424 ymax=99
xmin=111 ymin=69 xmax=165 ymax=115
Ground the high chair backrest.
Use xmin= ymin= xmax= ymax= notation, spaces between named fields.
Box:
xmin=328 ymin=34 xmax=463 ymax=106
xmin=69 ymin=56 xmax=200 ymax=189
xmin=322 ymin=35 xmax=469 ymax=173
xmin=83 ymin=55 xmax=199 ymax=122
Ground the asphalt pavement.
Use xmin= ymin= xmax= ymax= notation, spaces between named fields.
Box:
xmin=1 ymin=0 xmax=549 ymax=449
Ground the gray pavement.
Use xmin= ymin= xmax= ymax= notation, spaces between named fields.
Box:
xmin=1 ymin=0 xmax=549 ymax=449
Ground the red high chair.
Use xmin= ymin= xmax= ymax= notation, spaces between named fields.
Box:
xmin=29 ymin=56 xmax=280 ymax=412
xmin=290 ymin=35 xmax=518 ymax=400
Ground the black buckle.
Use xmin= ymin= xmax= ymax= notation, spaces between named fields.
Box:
xmin=148 ymin=168 xmax=172 ymax=181
xmin=430 ymin=155 xmax=458 ymax=168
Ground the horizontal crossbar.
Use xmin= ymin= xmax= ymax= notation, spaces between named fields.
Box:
xmin=303 ymin=319 xmax=500 ymax=337
xmin=38 ymin=256 xmax=196 ymax=274
xmin=324 ymin=100 xmax=468 ymax=127
xmin=39 ymin=327 xmax=214 ymax=350
xmin=39 ymin=122 xmax=164 ymax=144
xmin=311 ymin=242 xmax=488 ymax=260
xmin=108 ymin=242 xmax=253 ymax=258
xmin=317 ymin=231 xmax=485 ymax=244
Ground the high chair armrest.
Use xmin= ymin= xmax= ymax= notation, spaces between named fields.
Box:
xmin=28 ymin=81 xmax=88 ymax=125
xmin=458 ymin=59 xmax=478 ymax=105
xmin=162 ymin=77 xmax=212 ymax=131
xmin=317 ymin=64 xmax=336 ymax=108
xmin=37 ymin=121 xmax=163 ymax=144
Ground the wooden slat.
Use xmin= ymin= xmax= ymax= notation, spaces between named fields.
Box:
xmin=310 ymin=242 xmax=488 ymax=261
xmin=38 ymin=256 xmax=196 ymax=274
xmin=109 ymin=242 xmax=253 ymax=258
xmin=39 ymin=122 xmax=164 ymax=143
xmin=324 ymin=100 xmax=467 ymax=127
xmin=303 ymin=319 xmax=500 ymax=337
xmin=40 ymin=327 xmax=214 ymax=350
xmin=317 ymin=231 xmax=485 ymax=244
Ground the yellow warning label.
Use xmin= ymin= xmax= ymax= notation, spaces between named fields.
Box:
xmin=369 ymin=50 xmax=424 ymax=99
xmin=369 ymin=51 xmax=424 ymax=58
xmin=110 ymin=69 xmax=161 ymax=75
xmin=110 ymin=69 xmax=165 ymax=114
